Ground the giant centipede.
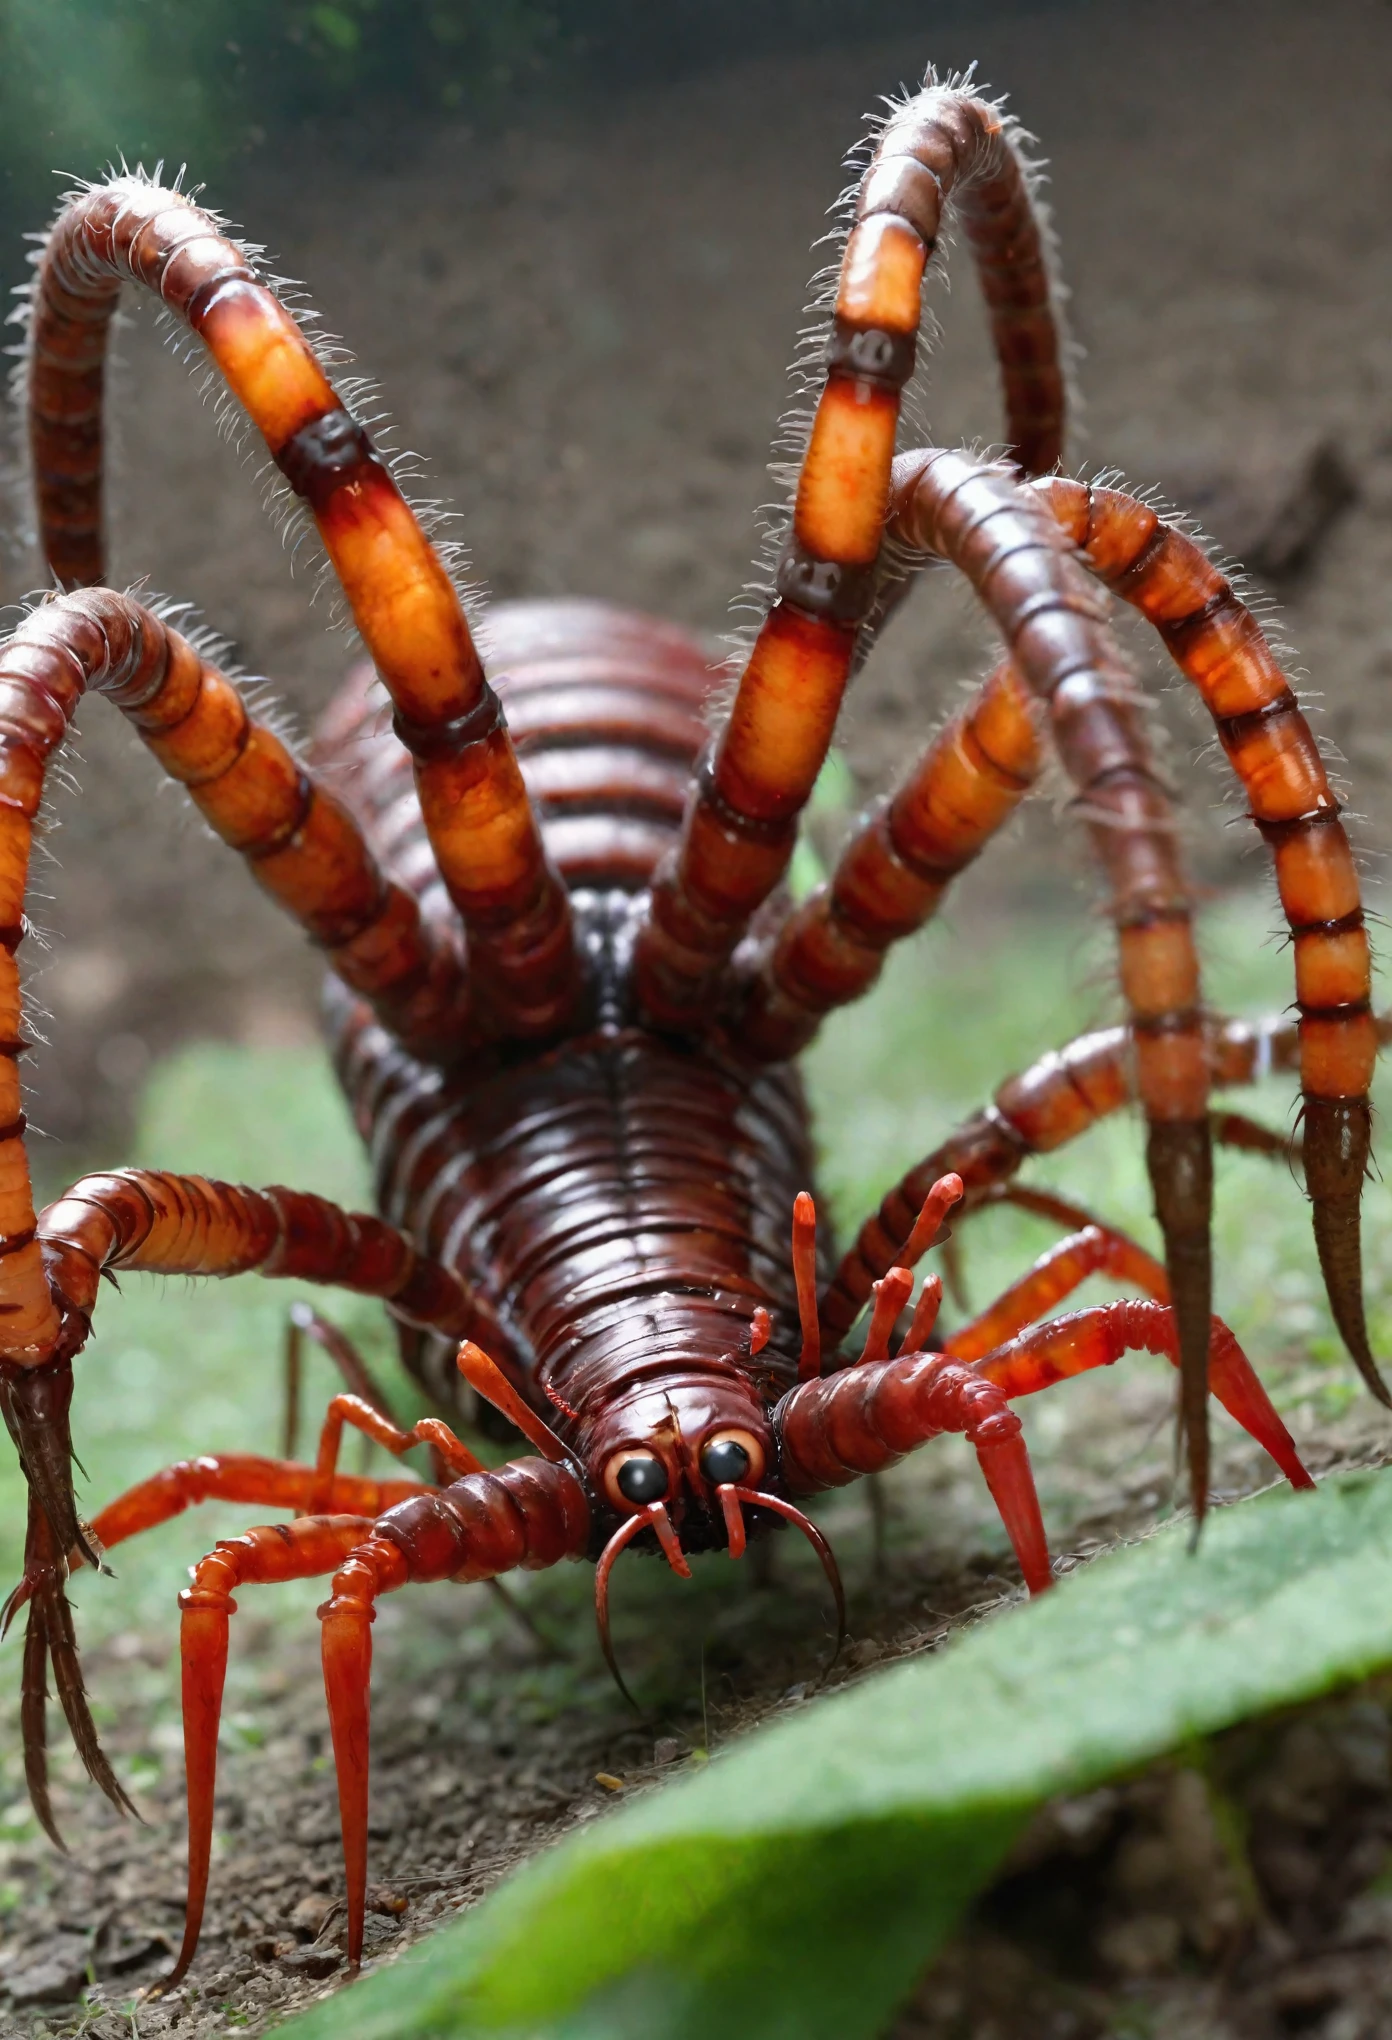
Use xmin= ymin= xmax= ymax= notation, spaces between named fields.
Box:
xmin=0 ymin=64 xmax=1378 ymax=1985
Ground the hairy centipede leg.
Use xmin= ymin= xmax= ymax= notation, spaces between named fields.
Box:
xmin=0 ymin=1359 xmax=101 ymax=1573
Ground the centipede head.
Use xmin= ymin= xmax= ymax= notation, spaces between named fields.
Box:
xmin=584 ymin=1369 xmax=845 ymax=1706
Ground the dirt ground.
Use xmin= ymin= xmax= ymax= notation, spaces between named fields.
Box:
xmin=2 ymin=1 xmax=1392 ymax=2035
xmin=2 ymin=1400 xmax=1391 ymax=2040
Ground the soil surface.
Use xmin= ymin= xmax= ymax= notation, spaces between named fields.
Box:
xmin=2 ymin=2 xmax=1392 ymax=2036
xmin=2 ymin=1397 xmax=1390 ymax=2040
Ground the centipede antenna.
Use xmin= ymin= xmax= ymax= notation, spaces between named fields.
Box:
xmin=858 ymin=1266 xmax=914 ymax=1366
xmin=899 ymin=1172 xmax=965 ymax=1267
xmin=901 ymin=1272 xmax=944 ymax=1355
xmin=456 ymin=1342 xmax=571 ymax=1464
xmin=792 ymin=1192 xmax=821 ymax=1381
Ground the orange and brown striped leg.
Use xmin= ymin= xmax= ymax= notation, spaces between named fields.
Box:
xmin=0 ymin=1167 xmax=492 ymax=1822
xmin=1032 ymin=475 xmax=1385 ymax=1404
xmin=739 ymin=660 xmax=1042 ymax=1058
xmin=885 ymin=449 xmax=1218 ymax=1512
xmin=37 ymin=1168 xmax=490 ymax=1351
xmin=28 ymin=179 xmax=575 ymax=1037
xmin=820 ymin=1002 xmax=1390 ymax=1396
xmin=0 ymin=589 xmax=472 ymax=1061
xmin=633 ymin=79 xmax=1068 ymax=1030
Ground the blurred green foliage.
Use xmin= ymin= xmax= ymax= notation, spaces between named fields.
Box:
xmin=0 ymin=0 xmax=958 ymax=243
xmin=0 ymin=1 xmax=578 ymax=213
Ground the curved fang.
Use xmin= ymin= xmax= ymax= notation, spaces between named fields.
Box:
xmin=717 ymin=1484 xmax=747 ymax=1559
xmin=729 ymin=1487 xmax=846 ymax=1666
xmin=594 ymin=1502 xmax=689 ymax=1709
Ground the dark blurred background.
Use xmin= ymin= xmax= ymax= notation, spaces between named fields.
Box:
xmin=1 ymin=0 xmax=1389 ymax=1164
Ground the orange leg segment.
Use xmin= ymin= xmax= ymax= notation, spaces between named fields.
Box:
xmin=818 ymin=1017 xmax=1261 ymax=1348
xmin=0 ymin=589 xmax=471 ymax=1067
xmin=318 ymin=1536 xmax=412 ymax=1970
xmin=634 ymin=81 xmax=1068 ymax=1029
xmin=28 ymin=179 xmax=577 ymax=1037
xmin=1031 ymin=474 xmax=1384 ymax=1406
xmin=312 ymin=1392 xmax=484 ymax=1503
xmin=888 ymin=446 xmax=1217 ymax=1517
xmin=972 ymin=1299 xmax=1313 ymax=1495
xmin=944 ymin=1224 xmax=1169 ymax=1364
xmin=742 ymin=660 xmax=1043 ymax=1057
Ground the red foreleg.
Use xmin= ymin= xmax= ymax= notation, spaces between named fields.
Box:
xmin=944 ymin=1224 xmax=1168 ymax=1364
xmin=973 ymin=1300 xmax=1313 ymax=1493
xmin=319 ymin=1456 xmax=591 ymax=1969
xmin=776 ymin=1356 xmax=1052 ymax=1593
xmin=171 ymin=1515 xmax=377 ymax=1986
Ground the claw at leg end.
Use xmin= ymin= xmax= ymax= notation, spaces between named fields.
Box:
xmin=1146 ymin=1119 xmax=1214 ymax=1530
xmin=1305 ymin=1096 xmax=1391 ymax=1408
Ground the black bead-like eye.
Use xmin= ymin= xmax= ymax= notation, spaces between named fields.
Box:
xmin=701 ymin=1435 xmax=752 ymax=1487
xmin=613 ymin=1452 xmax=669 ymax=1504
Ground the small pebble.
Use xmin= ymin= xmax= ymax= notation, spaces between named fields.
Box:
xmin=653 ymin=1737 xmax=684 ymax=1766
xmin=594 ymin=1772 xmax=625 ymax=1792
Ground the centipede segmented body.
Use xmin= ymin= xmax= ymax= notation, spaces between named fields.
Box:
xmin=0 ymin=60 xmax=1381 ymax=1983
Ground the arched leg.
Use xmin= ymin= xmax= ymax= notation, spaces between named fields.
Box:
xmin=943 ymin=1224 xmax=1168 ymax=1362
xmin=741 ymin=660 xmax=1042 ymax=1059
xmin=776 ymin=1302 xmax=1312 ymax=1592
xmin=148 ymin=1450 xmax=592 ymax=1983
xmin=819 ymin=1008 xmax=1391 ymax=1346
xmin=29 ymin=182 xmax=577 ymax=1037
xmin=1029 ymin=473 xmax=1382 ymax=1406
xmin=634 ymin=80 xmax=1067 ymax=1027
xmin=970 ymin=1300 xmax=1313 ymax=1494
xmin=2 ymin=1171 xmax=488 ymax=1829
xmin=4 ymin=1452 xmax=430 ymax=1849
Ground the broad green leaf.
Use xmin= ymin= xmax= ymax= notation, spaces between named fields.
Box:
xmin=276 ymin=1467 xmax=1392 ymax=2040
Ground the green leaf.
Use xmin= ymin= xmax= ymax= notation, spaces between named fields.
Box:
xmin=274 ymin=1468 xmax=1392 ymax=2040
